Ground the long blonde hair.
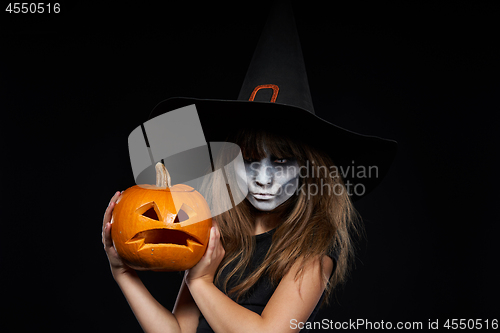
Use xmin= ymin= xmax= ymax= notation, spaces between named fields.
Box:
xmin=202 ymin=128 xmax=361 ymax=305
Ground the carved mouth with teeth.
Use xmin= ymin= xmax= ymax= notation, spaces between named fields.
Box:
xmin=123 ymin=200 xmax=207 ymax=252
xmin=128 ymin=228 xmax=203 ymax=250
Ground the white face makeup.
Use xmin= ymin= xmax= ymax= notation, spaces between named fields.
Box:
xmin=234 ymin=146 xmax=299 ymax=212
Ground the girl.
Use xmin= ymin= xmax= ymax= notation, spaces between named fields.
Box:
xmin=102 ymin=128 xmax=360 ymax=333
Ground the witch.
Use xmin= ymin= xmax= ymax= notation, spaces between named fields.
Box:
xmin=102 ymin=1 xmax=397 ymax=332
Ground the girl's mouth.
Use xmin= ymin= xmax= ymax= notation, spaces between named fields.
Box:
xmin=251 ymin=193 xmax=275 ymax=200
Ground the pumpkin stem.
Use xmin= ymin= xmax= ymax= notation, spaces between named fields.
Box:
xmin=155 ymin=162 xmax=171 ymax=188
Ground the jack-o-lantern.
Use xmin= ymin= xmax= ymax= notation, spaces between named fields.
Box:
xmin=111 ymin=162 xmax=212 ymax=271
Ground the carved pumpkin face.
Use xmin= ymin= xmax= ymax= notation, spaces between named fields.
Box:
xmin=111 ymin=168 xmax=212 ymax=271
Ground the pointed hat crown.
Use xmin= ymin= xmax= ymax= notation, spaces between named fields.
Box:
xmin=237 ymin=0 xmax=315 ymax=114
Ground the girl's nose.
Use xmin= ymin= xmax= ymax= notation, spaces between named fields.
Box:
xmin=254 ymin=161 xmax=273 ymax=186
xmin=255 ymin=177 xmax=272 ymax=186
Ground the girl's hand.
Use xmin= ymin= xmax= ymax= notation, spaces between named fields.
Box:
xmin=102 ymin=191 xmax=134 ymax=278
xmin=185 ymin=222 xmax=225 ymax=285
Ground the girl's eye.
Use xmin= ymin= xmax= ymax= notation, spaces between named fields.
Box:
xmin=274 ymin=158 xmax=288 ymax=164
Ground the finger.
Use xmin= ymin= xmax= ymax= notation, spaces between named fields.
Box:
xmin=215 ymin=224 xmax=222 ymax=245
xmin=214 ymin=224 xmax=220 ymax=239
xmin=203 ymin=227 xmax=216 ymax=262
xmin=103 ymin=191 xmax=121 ymax=228
xmin=213 ymin=226 xmax=224 ymax=257
xmin=109 ymin=190 xmax=121 ymax=206
xmin=103 ymin=191 xmax=121 ymax=227
xmin=213 ymin=225 xmax=220 ymax=245
xmin=209 ymin=226 xmax=216 ymax=252
xmin=211 ymin=229 xmax=220 ymax=258
xmin=211 ymin=220 xmax=220 ymax=240
xmin=102 ymin=224 xmax=120 ymax=262
xmin=103 ymin=222 xmax=114 ymax=249
xmin=214 ymin=227 xmax=224 ymax=257
xmin=102 ymin=202 xmax=115 ymax=230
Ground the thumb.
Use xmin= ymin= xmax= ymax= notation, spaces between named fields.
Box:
xmin=203 ymin=227 xmax=216 ymax=262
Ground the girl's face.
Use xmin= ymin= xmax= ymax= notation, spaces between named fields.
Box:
xmin=234 ymin=145 xmax=299 ymax=212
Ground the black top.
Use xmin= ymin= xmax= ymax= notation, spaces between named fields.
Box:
xmin=196 ymin=228 xmax=338 ymax=333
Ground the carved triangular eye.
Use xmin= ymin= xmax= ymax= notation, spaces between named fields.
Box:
xmin=142 ymin=207 xmax=159 ymax=220
xmin=173 ymin=204 xmax=197 ymax=223
xmin=137 ymin=202 xmax=161 ymax=221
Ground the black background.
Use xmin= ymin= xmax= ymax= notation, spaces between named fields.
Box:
xmin=2 ymin=1 xmax=499 ymax=331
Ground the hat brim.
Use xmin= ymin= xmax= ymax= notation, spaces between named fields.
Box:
xmin=148 ymin=97 xmax=397 ymax=201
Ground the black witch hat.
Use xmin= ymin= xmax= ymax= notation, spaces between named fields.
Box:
xmin=138 ymin=0 xmax=397 ymax=201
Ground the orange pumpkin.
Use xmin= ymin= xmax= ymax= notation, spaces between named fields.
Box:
xmin=111 ymin=163 xmax=212 ymax=271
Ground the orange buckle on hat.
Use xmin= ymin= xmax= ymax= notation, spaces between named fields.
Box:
xmin=249 ymin=84 xmax=279 ymax=103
